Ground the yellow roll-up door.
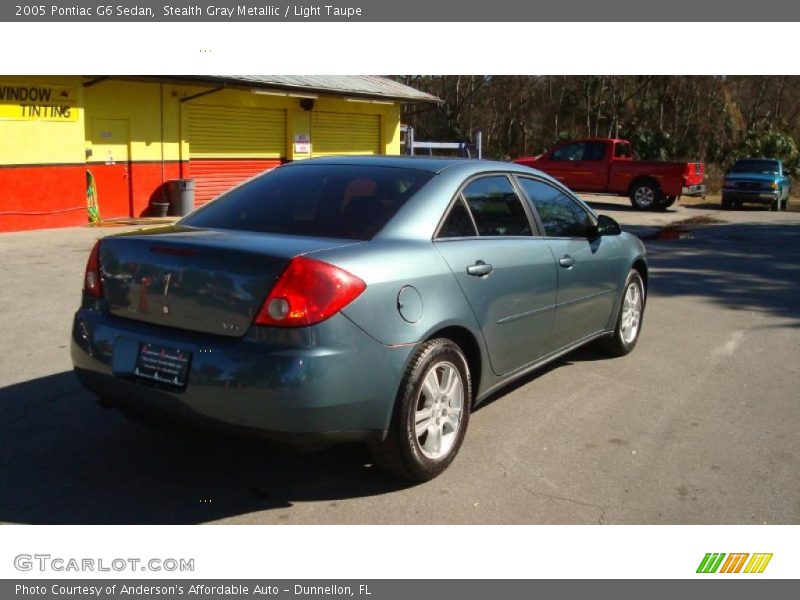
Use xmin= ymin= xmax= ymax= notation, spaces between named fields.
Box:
xmin=311 ymin=112 xmax=381 ymax=157
xmin=187 ymin=104 xmax=287 ymax=204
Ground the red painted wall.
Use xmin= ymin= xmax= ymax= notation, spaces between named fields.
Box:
xmin=133 ymin=161 xmax=183 ymax=216
xmin=85 ymin=161 xmax=184 ymax=219
xmin=0 ymin=159 xmax=284 ymax=232
xmin=0 ymin=161 xmax=188 ymax=232
xmin=0 ymin=164 xmax=86 ymax=232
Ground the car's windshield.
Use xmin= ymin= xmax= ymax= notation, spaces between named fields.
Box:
xmin=730 ymin=160 xmax=781 ymax=175
xmin=181 ymin=164 xmax=434 ymax=240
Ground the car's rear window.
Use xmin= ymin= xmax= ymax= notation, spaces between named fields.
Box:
xmin=182 ymin=164 xmax=435 ymax=240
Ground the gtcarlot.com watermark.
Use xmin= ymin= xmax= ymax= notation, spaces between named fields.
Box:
xmin=14 ymin=554 xmax=195 ymax=573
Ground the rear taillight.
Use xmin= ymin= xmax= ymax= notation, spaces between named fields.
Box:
xmin=254 ymin=256 xmax=366 ymax=328
xmin=84 ymin=241 xmax=103 ymax=298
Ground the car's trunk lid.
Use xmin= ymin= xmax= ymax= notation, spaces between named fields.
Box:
xmin=99 ymin=225 xmax=359 ymax=337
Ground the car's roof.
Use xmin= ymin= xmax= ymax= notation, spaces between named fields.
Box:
xmin=280 ymin=155 xmax=527 ymax=174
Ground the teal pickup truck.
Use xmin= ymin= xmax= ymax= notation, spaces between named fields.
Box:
xmin=722 ymin=158 xmax=791 ymax=211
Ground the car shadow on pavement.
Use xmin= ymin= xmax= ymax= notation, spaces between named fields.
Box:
xmin=473 ymin=344 xmax=612 ymax=414
xmin=583 ymin=199 xmax=680 ymax=215
xmin=682 ymin=202 xmax=766 ymax=211
xmin=0 ymin=371 xmax=410 ymax=524
xmin=582 ymin=200 xmax=638 ymax=214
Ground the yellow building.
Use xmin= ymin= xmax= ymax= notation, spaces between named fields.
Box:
xmin=0 ymin=76 xmax=437 ymax=231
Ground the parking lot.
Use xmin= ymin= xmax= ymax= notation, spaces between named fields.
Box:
xmin=0 ymin=194 xmax=798 ymax=524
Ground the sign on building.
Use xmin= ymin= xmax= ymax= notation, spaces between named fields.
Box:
xmin=0 ymin=82 xmax=78 ymax=121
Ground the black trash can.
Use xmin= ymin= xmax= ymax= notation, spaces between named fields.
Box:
xmin=150 ymin=201 xmax=170 ymax=218
xmin=167 ymin=178 xmax=196 ymax=216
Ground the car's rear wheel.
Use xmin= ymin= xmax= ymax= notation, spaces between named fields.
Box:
xmin=662 ymin=195 xmax=677 ymax=208
xmin=370 ymin=338 xmax=471 ymax=481
xmin=721 ymin=196 xmax=732 ymax=210
xmin=599 ymin=270 xmax=646 ymax=357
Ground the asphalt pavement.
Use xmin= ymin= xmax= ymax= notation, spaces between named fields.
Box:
xmin=0 ymin=195 xmax=798 ymax=524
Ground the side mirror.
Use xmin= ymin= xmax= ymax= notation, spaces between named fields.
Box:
xmin=590 ymin=214 xmax=621 ymax=238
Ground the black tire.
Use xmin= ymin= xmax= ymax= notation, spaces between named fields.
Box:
xmin=598 ymin=270 xmax=646 ymax=357
xmin=662 ymin=195 xmax=677 ymax=208
xmin=771 ymin=198 xmax=780 ymax=211
xmin=629 ymin=180 xmax=664 ymax=211
xmin=369 ymin=338 xmax=471 ymax=481
xmin=721 ymin=196 xmax=732 ymax=210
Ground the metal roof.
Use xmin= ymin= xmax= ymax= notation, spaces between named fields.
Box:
xmin=178 ymin=75 xmax=440 ymax=103
xmin=278 ymin=155 xmax=549 ymax=177
xmin=280 ymin=155 xmax=469 ymax=173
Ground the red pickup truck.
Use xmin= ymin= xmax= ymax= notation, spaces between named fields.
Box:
xmin=514 ymin=138 xmax=706 ymax=210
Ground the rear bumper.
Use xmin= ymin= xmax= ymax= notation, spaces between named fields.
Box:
xmin=722 ymin=189 xmax=779 ymax=204
xmin=682 ymin=184 xmax=706 ymax=196
xmin=71 ymin=308 xmax=414 ymax=444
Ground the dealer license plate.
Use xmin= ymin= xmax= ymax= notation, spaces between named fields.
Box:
xmin=133 ymin=342 xmax=191 ymax=389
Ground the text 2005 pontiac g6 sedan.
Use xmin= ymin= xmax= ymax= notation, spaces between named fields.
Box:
xmin=72 ymin=156 xmax=647 ymax=480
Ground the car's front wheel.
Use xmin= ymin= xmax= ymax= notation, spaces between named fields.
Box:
xmin=599 ymin=269 xmax=646 ymax=357
xmin=370 ymin=338 xmax=471 ymax=481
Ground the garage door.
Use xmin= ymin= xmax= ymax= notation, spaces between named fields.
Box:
xmin=187 ymin=105 xmax=286 ymax=205
xmin=311 ymin=112 xmax=381 ymax=157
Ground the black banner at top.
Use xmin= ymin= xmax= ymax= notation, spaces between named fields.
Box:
xmin=2 ymin=0 xmax=797 ymax=22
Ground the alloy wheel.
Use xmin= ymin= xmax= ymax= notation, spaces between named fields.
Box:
xmin=620 ymin=281 xmax=643 ymax=344
xmin=414 ymin=361 xmax=464 ymax=460
xmin=634 ymin=186 xmax=655 ymax=208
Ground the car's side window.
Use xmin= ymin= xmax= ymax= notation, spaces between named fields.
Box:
xmin=614 ymin=142 xmax=632 ymax=158
xmin=438 ymin=197 xmax=478 ymax=238
xmin=461 ymin=176 xmax=532 ymax=237
xmin=517 ymin=178 xmax=594 ymax=238
xmin=551 ymin=142 xmax=586 ymax=161
xmin=584 ymin=142 xmax=607 ymax=160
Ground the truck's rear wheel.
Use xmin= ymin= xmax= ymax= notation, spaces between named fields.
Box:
xmin=662 ymin=195 xmax=677 ymax=208
xmin=629 ymin=180 xmax=663 ymax=211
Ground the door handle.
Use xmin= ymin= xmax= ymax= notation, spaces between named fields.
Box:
xmin=559 ymin=255 xmax=576 ymax=268
xmin=466 ymin=260 xmax=493 ymax=277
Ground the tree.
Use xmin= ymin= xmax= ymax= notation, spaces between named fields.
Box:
xmin=395 ymin=75 xmax=800 ymax=176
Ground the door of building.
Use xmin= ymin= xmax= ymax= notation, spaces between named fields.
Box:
xmin=187 ymin=104 xmax=286 ymax=205
xmin=87 ymin=118 xmax=132 ymax=218
xmin=311 ymin=112 xmax=381 ymax=157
